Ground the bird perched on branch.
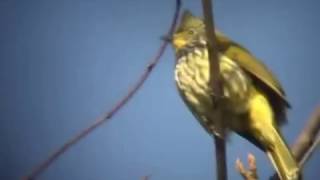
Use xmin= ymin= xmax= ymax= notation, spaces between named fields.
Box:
xmin=169 ymin=10 xmax=299 ymax=180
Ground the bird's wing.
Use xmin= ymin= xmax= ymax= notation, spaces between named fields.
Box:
xmin=215 ymin=32 xmax=290 ymax=108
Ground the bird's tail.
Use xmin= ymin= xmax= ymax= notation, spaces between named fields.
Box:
xmin=265 ymin=126 xmax=299 ymax=180
xmin=248 ymin=92 xmax=300 ymax=180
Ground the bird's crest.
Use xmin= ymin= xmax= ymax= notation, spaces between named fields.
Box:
xmin=176 ymin=10 xmax=204 ymax=32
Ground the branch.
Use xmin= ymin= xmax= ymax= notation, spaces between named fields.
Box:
xmin=201 ymin=0 xmax=227 ymax=180
xmin=236 ymin=154 xmax=259 ymax=180
xmin=291 ymin=106 xmax=320 ymax=166
xmin=299 ymin=134 xmax=320 ymax=168
xmin=22 ymin=1 xmax=182 ymax=179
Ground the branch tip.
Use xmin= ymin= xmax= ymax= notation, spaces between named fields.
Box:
xmin=22 ymin=1 xmax=182 ymax=179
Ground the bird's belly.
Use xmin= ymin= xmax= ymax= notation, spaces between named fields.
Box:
xmin=175 ymin=50 xmax=252 ymax=134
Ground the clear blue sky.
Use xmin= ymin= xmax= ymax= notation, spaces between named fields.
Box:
xmin=1 ymin=0 xmax=319 ymax=180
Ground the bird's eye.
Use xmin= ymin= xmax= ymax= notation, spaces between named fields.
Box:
xmin=188 ymin=29 xmax=195 ymax=35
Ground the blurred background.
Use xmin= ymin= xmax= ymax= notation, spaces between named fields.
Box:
xmin=1 ymin=0 xmax=319 ymax=179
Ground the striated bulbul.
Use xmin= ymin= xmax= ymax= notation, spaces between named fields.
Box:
xmin=171 ymin=10 xmax=299 ymax=180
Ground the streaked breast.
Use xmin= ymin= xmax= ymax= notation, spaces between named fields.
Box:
xmin=175 ymin=47 xmax=252 ymax=113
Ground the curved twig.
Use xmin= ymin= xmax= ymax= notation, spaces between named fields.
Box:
xmin=22 ymin=1 xmax=182 ymax=179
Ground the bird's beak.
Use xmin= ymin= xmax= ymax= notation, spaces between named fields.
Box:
xmin=161 ymin=34 xmax=187 ymax=49
xmin=172 ymin=37 xmax=187 ymax=49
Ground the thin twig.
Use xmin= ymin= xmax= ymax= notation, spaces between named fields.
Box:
xmin=299 ymin=134 xmax=320 ymax=167
xmin=201 ymin=1 xmax=227 ymax=180
xmin=292 ymin=106 xmax=320 ymax=164
xmin=22 ymin=1 xmax=182 ymax=179
xmin=236 ymin=153 xmax=259 ymax=180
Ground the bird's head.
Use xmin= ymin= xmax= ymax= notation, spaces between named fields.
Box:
xmin=172 ymin=10 xmax=206 ymax=51
xmin=162 ymin=10 xmax=225 ymax=53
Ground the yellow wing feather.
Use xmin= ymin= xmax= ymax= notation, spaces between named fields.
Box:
xmin=215 ymin=31 xmax=291 ymax=108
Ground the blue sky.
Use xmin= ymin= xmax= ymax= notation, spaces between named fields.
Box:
xmin=1 ymin=0 xmax=319 ymax=179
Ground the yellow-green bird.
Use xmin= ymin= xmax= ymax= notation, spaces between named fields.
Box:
xmin=171 ymin=10 xmax=299 ymax=180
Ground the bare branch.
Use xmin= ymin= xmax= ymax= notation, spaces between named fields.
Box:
xmin=299 ymin=134 xmax=320 ymax=167
xmin=21 ymin=1 xmax=182 ymax=179
xmin=213 ymin=136 xmax=228 ymax=180
xmin=201 ymin=1 xmax=227 ymax=180
xmin=292 ymin=106 xmax=320 ymax=165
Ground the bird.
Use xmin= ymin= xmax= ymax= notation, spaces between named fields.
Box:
xmin=170 ymin=10 xmax=299 ymax=180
